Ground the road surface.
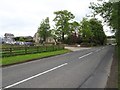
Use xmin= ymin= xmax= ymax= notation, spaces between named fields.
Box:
xmin=2 ymin=46 xmax=114 ymax=88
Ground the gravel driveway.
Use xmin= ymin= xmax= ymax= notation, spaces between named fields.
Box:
xmin=65 ymin=46 xmax=91 ymax=51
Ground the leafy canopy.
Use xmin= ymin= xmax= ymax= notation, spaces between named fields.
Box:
xmin=38 ymin=17 xmax=51 ymax=42
xmin=53 ymin=10 xmax=75 ymax=42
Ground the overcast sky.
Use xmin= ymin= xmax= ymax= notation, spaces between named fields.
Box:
xmin=0 ymin=0 xmax=113 ymax=37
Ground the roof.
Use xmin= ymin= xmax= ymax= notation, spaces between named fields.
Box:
xmin=4 ymin=33 xmax=14 ymax=36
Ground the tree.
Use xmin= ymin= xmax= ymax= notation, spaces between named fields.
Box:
xmin=89 ymin=18 xmax=106 ymax=45
xmin=64 ymin=21 xmax=80 ymax=44
xmin=80 ymin=18 xmax=93 ymax=43
xmin=38 ymin=17 xmax=51 ymax=43
xmin=53 ymin=10 xmax=75 ymax=42
xmin=69 ymin=21 xmax=80 ymax=34
xmin=89 ymin=1 xmax=120 ymax=45
xmin=111 ymin=2 xmax=120 ymax=45
xmin=50 ymin=28 xmax=59 ymax=45
xmin=79 ymin=18 xmax=106 ymax=45
xmin=19 ymin=37 xmax=25 ymax=41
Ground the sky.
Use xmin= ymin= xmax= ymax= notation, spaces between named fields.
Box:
xmin=0 ymin=0 xmax=113 ymax=37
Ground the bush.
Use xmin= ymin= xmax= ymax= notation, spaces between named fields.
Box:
xmin=80 ymin=42 xmax=96 ymax=47
xmin=80 ymin=42 xmax=91 ymax=47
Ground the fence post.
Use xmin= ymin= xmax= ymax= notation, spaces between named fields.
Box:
xmin=10 ymin=48 xmax=12 ymax=56
xmin=25 ymin=46 xmax=27 ymax=54
xmin=37 ymin=46 xmax=39 ymax=53
xmin=53 ymin=45 xmax=54 ymax=51
xmin=58 ymin=45 xmax=60 ymax=50
xmin=46 ymin=46 xmax=47 ymax=52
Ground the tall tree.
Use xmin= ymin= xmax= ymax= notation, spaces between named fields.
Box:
xmin=38 ymin=17 xmax=51 ymax=43
xmin=53 ymin=10 xmax=75 ymax=42
xmin=89 ymin=18 xmax=106 ymax=45
xmin=69 ymin=21 xmax=80 ymax=34
xmin=80 ymin=18 xmax=93 ymax=43
xmin=79 ymin=18 xmax=106 ymax=45
xmin=89 ymin=1 xmax=120 ymax=45
xmin=50 ymin=28 xmax=60 ymax=44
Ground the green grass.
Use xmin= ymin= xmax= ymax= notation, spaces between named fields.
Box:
xmin=1 ymin=49 xmax=71 ymax=66
xmin=118 ymin=46 xmax=120 ymax=89
xmin=2 ymin=45 xmax=64 ymax=57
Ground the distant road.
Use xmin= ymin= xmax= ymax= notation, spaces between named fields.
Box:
xmin=2 ymin=46 xmax=114 ymax=88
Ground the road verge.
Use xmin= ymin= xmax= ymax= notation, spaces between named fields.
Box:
xmin=1 ymin=49 xmax=71 ymax=67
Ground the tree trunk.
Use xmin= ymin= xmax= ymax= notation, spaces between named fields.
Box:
xmin=43 ymin=35 xmax=46 ymax=43
xmin=62 ymin=32 xmax=64 ymax=43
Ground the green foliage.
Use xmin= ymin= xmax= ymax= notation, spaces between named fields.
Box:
xmin=64 ymin=32 xmax=78 ymax=44
xmin=112 ymin=2 xmax=120 ymax=45
xmin=89 ymin=1 xmax=120 ymax=45
xmin=53 ymin=10 xmax=75 ymax=42
xmin=2 ymin=45 xmax=64 ymax=57
xmin=89 ymin=2 xmax=120 ymax=87
xmin=36 ymin=9 xmax=107 ymax=45
xmin=48 ymin=29 xmax=59 ymax=45
xmin=69 ymin=21 xmax=80 ymax=34
xmin=1 ymin=49 xmax=70 ymax=66
xmin=19 ymin=37 xmax=25 ymax=41
xmin=14 ymin=37 xmax=20 ymax=41
xmin=63 ymin=21 xmax=80 ymax=44
xmin=38 ymin=17 xmax=51 ymax=42
xmin=89 ymin=18 xmax=106 ymax=45
xmin=79 ymin=18 xmax=106 ymax=45
xmin=79 ymin=18 xmax=93 ymax=43
xmin=89 ymin=2 xmax=113 ymax=25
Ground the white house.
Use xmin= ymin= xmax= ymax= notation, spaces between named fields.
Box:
xmin=3 ymin=33 xmax=15 ymax=44
xmin=33 ymin=33 xmax=40 ymax=43
xmin=33 ymin=32 xmax=56 ymax=44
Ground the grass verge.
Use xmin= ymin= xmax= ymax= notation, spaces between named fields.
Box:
xmin=1 ymin=49 xmax=71 ymax=66
xmin=118 ymin=46 xmax=120 ymax=89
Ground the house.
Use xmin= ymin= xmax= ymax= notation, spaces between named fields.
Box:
xmin=13 ymin=36 xmax=33 ymax=45
xmin=33 ymin=33 xmax=40 ymax=43
xmin=46 ymin=37 xmax=56 ymax=44
xmin=33 ymin=32 xmax=56 ymax=44
xmin=3 ymin=33 xmax=15 ymax=44
xmin=4 ymin=33 xmax=14 ymax=38
xmin=24 ymin=36 xmax=33 ymax=42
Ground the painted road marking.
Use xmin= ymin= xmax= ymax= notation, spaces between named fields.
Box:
xmin=95 ymin=49 xmax=101 ymax=52
xmin=3 ymin=47 xmax=105 ymax=89
xmin=79 ymin=52 xmax=93 ymax=59
xmin=78 ymin=47 xmax=104 ymax=59
xmin=4 ymin=63 xmax=68 ymax=89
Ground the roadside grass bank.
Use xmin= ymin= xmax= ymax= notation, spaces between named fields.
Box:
xmin=106 ymin=45 xmax=118 ymax=88
xmin=2 ymin=45 xmax=64 ymax=57
xmin=1 ymin=49 xmax=71 ymax=66
xmin=118 ymin=46 xmax=120 ymax=89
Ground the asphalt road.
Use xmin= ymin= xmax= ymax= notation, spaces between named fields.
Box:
xmin=2 ymin=46 xmax=114 ymax=89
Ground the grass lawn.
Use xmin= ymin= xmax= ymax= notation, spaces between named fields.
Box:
xmin=1 ymin=49 xmax=71 ymax=66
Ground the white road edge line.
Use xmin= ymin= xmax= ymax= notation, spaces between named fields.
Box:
xmin=79 ymin=52 xmax=93 ymax=59
xmin=4 ymin=63 xmax=68 ymax=89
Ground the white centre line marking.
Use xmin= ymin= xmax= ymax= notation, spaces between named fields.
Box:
xmin=79 ymin=52 xmax=93 ymax=59
xmin=95 ymin=49 xmax=101 ymax=52
xmin=102 ymin=47 xmax=105 ymax=49
xmin=4 ymin=63 xmax=68 ymax=89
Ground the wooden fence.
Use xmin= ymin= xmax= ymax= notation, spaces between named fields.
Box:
xmin=2 ymin=45 xmax=64 ymax=57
